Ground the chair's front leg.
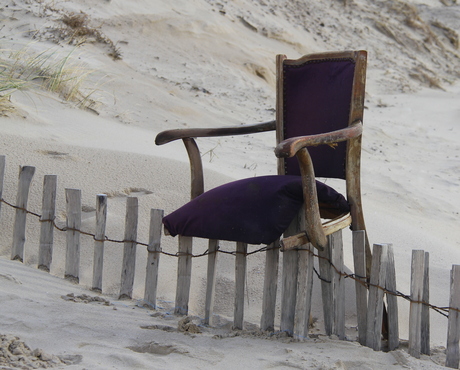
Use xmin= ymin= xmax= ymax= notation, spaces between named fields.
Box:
xmin=296 ymin=148 xmax=327 ymax=251
xmin=182 ymin=138 xmax=204 ymax=200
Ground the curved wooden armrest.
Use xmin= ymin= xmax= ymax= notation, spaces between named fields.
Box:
xmin=155 ymin=120 xmax=276 ymax=145
xmin=275 ymin=121 xmax=362 ymax=158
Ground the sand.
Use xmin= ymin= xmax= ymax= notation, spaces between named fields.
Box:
xmin=0 ymin=0 xmax=459 ymax=368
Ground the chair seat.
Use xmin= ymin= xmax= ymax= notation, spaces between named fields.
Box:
xmin=163 ymin=175 xmax=349 ymax=245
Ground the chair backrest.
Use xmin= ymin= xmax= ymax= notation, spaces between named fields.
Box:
xmin=276 ymin=51 xmax=367 ymax=180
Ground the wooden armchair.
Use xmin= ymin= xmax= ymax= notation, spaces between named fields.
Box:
xmin=156 ymin=50 xmax=370 ymax=330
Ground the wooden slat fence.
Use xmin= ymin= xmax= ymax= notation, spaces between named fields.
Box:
xmin=1 ymin=155 xmax=460 ymax=368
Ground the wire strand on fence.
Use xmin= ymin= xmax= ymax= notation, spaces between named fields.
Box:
xmin=0 ymin=197 xmax=457 ymax=317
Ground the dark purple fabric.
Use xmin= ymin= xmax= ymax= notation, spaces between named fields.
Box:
xmin=163 ymin=175 xmax=349 ymax=245
xmin=283 ymin=59 xmax=355 ymax=179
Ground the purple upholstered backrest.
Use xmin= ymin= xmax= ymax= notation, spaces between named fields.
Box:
xmin=282 ymin=58 xmax=356 ymax=179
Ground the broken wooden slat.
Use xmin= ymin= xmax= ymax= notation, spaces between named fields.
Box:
xmin=386 ymin=244 xmax=399 ymax=351
xmin=366 ymin=243 xmax=388 ymax=351
xmin=91 ymin=194 xmax=107 ymax=292
xmin=204 ymin=239 xmax=219 ymax=325
xmin=11 ymin=166 xmax=35 ymax=262
xmin=352 ymin=230 xmax=367 ymax=345
xmin=446 ymin=265 xmax=460 ymax=369
xmin=144 ymin=208 xmax=164 ymax=309
xmin=260 ymin=240 xmax=280 ymax=332
xmin=65 ymin=188 xmax=82 ymax=283
xmin=234 ymin=241 xmax=248 ymax=330
xmin=38 ymin=175 xmax=57 ymax=272
xmin=175 ymin=235 xmax=193 ymax=315
xmin=119 ymin=196 xmax=138 ymax=299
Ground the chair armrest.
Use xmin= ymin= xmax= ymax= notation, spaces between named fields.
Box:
xmin=275 ymin=121 xmax=362 ymax=158
xmin=155 ymin=120 xmax=276 ymax=145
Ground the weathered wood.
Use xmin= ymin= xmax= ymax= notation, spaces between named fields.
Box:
xmin=38 ymin=175 xmax=57 ymax=272
xmin=65 ymin=188 xmax=82 ymax=283
xmin=0 ymin=155 xmax=5 ymax=216
xmin=352 ymin=230 xmax=367 ymax=345
xmin=234 ymin=242 xmax=248 ymax=330
xmin=330 ymin=230 xmax=345 ymax=339
xmin=91 ymin=194 xmax=107 ymax=292
xmin=446 ymin=265 xmax=460 ymax=368
xmin=182 ymin=138 xmax=204 ymax=200
xmin=119 ymin=197 xmax=138 ymax=299
xmin=294 ymin=244 xmax=314 ymax=339
xmin=366 ymin=243 xmax=388 ymax=351
xmin=260 ymin=241 xmax=280 ymax=331
xmin=204 ymin=239 xmax=218 ymax=325
xmin=280 ymin=249 xmax=299 ymax=335
xmin=385 ymin=244 xmax=399 ymax=351
xmin=421 ymin=252 xmax=430 ymax=355
xmin=175 ymin=235 xmax=193 ymax=315
xmin=11 ymin=166 xmax=35 ymax=262
xmin=144 ymin=208 xmax=164 ymax=308
xmin=319 ymin=237 xmax=333 ymax=336
xmin=409 ymin=249 xmax=425 ymax=358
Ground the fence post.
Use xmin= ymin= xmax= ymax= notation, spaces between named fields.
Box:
xmin=38 ymin=175 xmax=57 ymax=272
xmin=175 ymin=235 xmax=193 ymax=315
xmin=144 ymin=208 xmax=163 ymax=309
xmin=280 ymin=249 xmax=298 ymax=335
xmin=352 ymin=230 xmax=367 ymax=345
xmin=385 ymin=244 xmax=399 ymax=351
xmin=421 ymin=252 xmax=430 ymax=355
xmin=234 ymin=241 xmax=248 ymax=329
xmin=366 ymin=243 xmax=388 ymax=351
xmin=319 ymin=236 xmax=333 ymax=335
xmin=330 ymin=230 xmax=345 ymax=339
xmin=65 ymin=188 xmax=82 ymax=283
xmin=204 ymin=239 xmax=219 ymax=325
xmin=0 ymin=155 xmax=5 ymax=216
xmin=294 ymin=243 xmax=314 ymax=339
xmin=260 ymin=240 xmax=280 ymax=331
xmin=409 ymin=249 xmax=427 ymax=358
xmin=92 ymin=194 xmax=107 ymax=292
xmin=11 ymin=166 xmax=35 ymax=262
xmin=119 ymin=196 xmax=138 ymax=299
xmin=446 ymin=264 xmax=460 ymax=368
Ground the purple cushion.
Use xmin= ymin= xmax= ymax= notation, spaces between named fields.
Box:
xmin=163 ymin=175 xmax=349 ymax=245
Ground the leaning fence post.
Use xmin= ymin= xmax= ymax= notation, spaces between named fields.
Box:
xmin=352 ymin=230 xmax=367 ymax=345
xmin=260 ymin=240 xmax=280 ymax=331
xmin=119 ymin=196 xmax=138 ymax=299
xmin=0 ymin=155 xmax=5 ymax=217
xmin=92 ymin=194 xmax=107 ymax=292
xmin=409 ymin=249 xmax=427 ymax=358
xmin=385 ymin=244 xmax=399 ymax=351
xmin=144 ymin=208 xmax=163 ymax=309
xmin=65 ymin=188 xmax=82 ymax=283
xmin=366 ymin=243 xmax=388 ymax=351
xmin=234 ymin=241 xmax=248 ymax=330
xmin=446 ymin=264 xmax=460 ymax=368
xmin=38 ymin=175 xmax=57 ymax=272
xmin=204 ymin=239 xmax=219 ymax=325
xmin=11 ymin=166 xmax=35 ymax=262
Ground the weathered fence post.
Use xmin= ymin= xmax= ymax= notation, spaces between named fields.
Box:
xmin=11 ymin=166 xmax=35 ymax=262
xmin=65 ymin=188 xmax=82 ymax=282
xmin=366 ymin=243 xmax=388 ymax=351
xmin=421 ymin=252 xmax=430 ymax=355
xmin=0 ymin=155 xmax=5 ymax=216
xmin=234 ymin=241 xmax=248 ymax=329
xmin=260 ymin=240 xmax=280 ymax=331
xmin=119 ymin=196 xmax=138 ymax=299
xmin=175 ymin=235 xmax=193 ymax=315
xmin=204 ymin=239 xmax=219 ymax=325
xmin=144 ymin=208 xmax=163 ymax=309
xmin=294 ymin=243 xmax=314 ymax=339
xmin=352 ymin=230 xmax=367 ymax=345
xmin=385 ymin=244 xmax=399 ymax=351
xmin=280 ymin=248 xmax=299 ymax=335
xmin=92 ymin=194 xmax=107 ymax=292
xmin=38 ymin=175 xmax=57 ymax=272
xmin=409 ymin=249 xmax=430 ymax=358
xmin=446 ymin=264 xmax=460 ymax=368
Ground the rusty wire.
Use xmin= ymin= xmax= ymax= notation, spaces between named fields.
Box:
xmin=1 ymin=197 xmax=458 ymax=316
